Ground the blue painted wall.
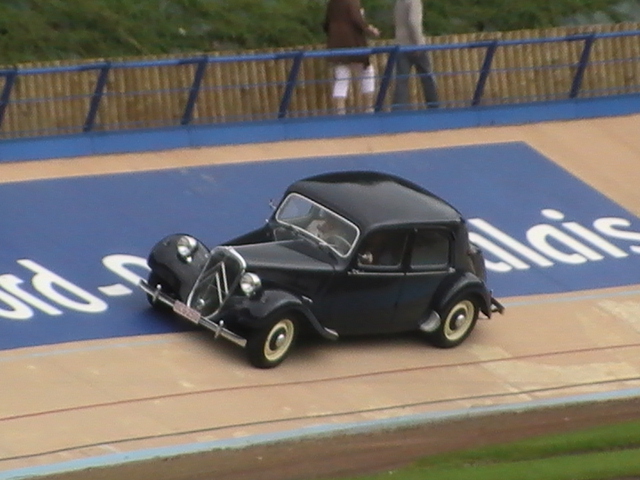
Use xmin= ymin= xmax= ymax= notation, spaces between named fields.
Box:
xmin=1 ymin=94 xmax=639 ymax=163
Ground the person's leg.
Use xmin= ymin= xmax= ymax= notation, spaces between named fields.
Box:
xmin=357 ymin=63 xmax=376 ymax=113
xmin=392 ymin=53 xmax=412 ymax=111
xmin=412 ymin=51 xmax=439 ymax=108
xmin=332 ymin=64 xmax=351 ymax=115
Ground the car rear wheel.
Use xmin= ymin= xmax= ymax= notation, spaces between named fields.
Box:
xmin=246 ymin=314 xmax=297 ymax=368
xmin=428 ymin=296 xmax=478 ymax=348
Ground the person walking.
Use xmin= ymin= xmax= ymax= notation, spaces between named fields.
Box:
xmin=393 ymin=0 xmax=439 ymax=110
xmin=323 ymin=0 xmax=380 ymax=115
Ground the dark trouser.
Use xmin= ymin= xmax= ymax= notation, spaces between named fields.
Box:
xmin=392 ymin=51 xmax=439 ymax=110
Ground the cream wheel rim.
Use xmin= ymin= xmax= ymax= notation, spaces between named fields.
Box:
xmin=264 ymin=319 xmax=295 ymax=362
xmin=443 ymin=300 xmax=475 ymax=342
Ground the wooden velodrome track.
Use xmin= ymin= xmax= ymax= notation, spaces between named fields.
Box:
xmin=1 ymin=114 xmax=640 ymax=475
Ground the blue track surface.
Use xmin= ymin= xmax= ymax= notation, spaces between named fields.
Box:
xmin=1 ymin=141 xmax=639 ymax=350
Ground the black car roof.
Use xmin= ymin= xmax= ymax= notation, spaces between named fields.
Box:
xmin=287 ymin=171 xmax=463 ymax=231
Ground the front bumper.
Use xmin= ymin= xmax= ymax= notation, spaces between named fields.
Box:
xmin=140 ymin=279 xmax=247 ymax=348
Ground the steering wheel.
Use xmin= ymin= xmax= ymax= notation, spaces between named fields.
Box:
xmin=325 ymin=234 xmax=351 ymax=254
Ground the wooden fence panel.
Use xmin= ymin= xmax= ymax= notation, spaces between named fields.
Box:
xmin=1 ymin=59 xmax=99 ymax=138
xmin=103 ymin=56 xmax=195 ymax=130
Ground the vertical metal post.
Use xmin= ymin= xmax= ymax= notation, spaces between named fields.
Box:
xmin=83 ymin=62 xmax=111 ymax=133
xmin=375 ymin=46 xmax=399 ymax=113
xmin=278 ymin=52 xmax=304 ymax=119
xmin=569 ymin=34 xmax=596 ymax=99
xmin=472 ymin=41 xmax=498 ymax=107
xmin=0 ymin=69 xmax=18 ymax=132
xmin=181 ymin=55 xmax=208 ymax=126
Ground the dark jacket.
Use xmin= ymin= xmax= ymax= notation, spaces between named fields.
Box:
xmin=323 ymin=0 xmax=372 ymax=65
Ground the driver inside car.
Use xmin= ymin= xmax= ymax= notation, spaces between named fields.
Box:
xmin=307 ymin=213 xmax=342 ymax=240
xmin=306 ymin=213 xmax=353 ymax=255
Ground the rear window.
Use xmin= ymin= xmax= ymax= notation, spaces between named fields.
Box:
xmin=410 ymin=229 xmax=450 ymax=269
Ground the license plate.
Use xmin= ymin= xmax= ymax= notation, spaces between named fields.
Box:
xmin=173 ymin=301 xmax=201 ymax=324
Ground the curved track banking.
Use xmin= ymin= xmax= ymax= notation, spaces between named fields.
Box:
xmin=1 ymin=114 xmax=640 ymax=474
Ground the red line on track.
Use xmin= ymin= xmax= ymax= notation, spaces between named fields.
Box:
xmin=2 ymin=342 xmax=639 ymax=423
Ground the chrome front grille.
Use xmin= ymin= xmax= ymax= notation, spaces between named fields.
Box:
xmin=187 ymin=247 xmax=245 ymax=319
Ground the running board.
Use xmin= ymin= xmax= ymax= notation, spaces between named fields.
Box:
xmin=419 ymin=312 xmax=441 ymax=333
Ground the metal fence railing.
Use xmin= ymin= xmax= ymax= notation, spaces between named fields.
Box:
xmin=1 ymin=25 xmax=639 ymax=140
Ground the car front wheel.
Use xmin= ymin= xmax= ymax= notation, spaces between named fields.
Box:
xmin=246 ymin=314 xmax=297 ymax=368
xmin=428 ymin=296 xmax=478 ymax=348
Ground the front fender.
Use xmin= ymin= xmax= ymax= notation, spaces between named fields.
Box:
xmin=239 ymin=289 xmax=338 ymax=340
xmin=432 ymin=272 xmax=492 ymax=318
xmin=147 ymin=234 xmax=210 ymax=300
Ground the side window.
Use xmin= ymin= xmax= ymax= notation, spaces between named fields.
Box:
xmin=410 ymin=229 xmax=450 ymax=269
xmin=357 ymin=230 xmax=407 ymax=268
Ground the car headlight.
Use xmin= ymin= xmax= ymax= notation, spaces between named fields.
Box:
xmin=176 ymin=235 xmax=198 ymax=262
xmin=240 ymin=272 xmax=262 ymax=296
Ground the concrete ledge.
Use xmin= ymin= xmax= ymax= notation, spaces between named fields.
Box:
xmin=1 ymin=94 xmax=639 ymax=163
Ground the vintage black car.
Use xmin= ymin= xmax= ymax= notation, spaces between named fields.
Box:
xmin=140 ymin=171 xmax=504 ymax=368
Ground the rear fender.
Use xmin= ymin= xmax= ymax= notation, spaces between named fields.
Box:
xmin=432 ymin=272 xmax=492 ymax=318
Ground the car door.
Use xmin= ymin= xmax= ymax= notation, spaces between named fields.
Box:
xmin=394 ymin=227 xmax=453 ymax=330
xmin=322 ymin=229 xmax=409 ymax=335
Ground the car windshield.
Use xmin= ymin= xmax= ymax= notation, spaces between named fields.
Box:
xmin=275 ymin=193 xmax=359 ymax=256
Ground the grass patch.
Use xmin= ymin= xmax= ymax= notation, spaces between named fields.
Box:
xmin=0 ymin=0 xmax=630 ymax=64
xmin=332 ymin=419 xmax=640 ymax=480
